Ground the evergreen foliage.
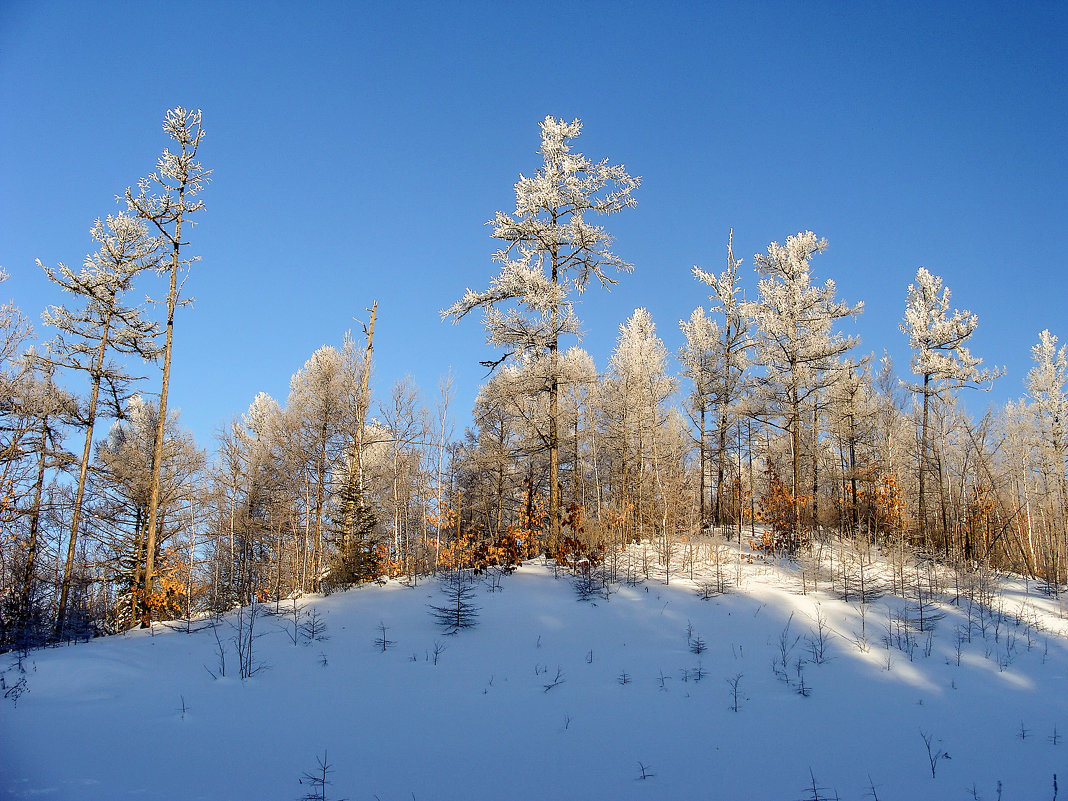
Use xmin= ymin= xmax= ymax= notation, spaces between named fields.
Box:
xmin=428 ymin=569 xmax=480 ymax=634
xmin=324 ymin=476 xmax=380 ymax=589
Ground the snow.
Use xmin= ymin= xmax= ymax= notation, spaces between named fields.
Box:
xmin=3 ymin=540 xmax=1067 ymax=800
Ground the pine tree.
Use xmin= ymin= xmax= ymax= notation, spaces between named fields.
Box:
xmin=4 ymin=359 xmax=75 ymax=644
xmin=325 ymin=471 xmax=380 ymax=588
xmin=429 ymin=568 xmax=480 ymax=633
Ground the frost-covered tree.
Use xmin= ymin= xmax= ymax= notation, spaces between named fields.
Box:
xmin=0 ymin=270 xmax=33 ymax=519
xmin=1026 ymin=330 xmax=1068 ymax=483
xmin=444 ymin=115 xmax=639 ymax=549
xmin=124 ymin=108 xmax=209 ymax=622
xmin=0 ymin=271 xmax=34 ymax=511
xmin=679 ymin=306 xmax=718 ymax=524
xmin=1021 ymin=330 xmax=1068 ymax=575
xmin=558 ymin=347 xmax=599 ymax=515
xmin=38 ymin=213 xmax=160 ymax=634
xmin=0 ymin=281 xmax=37 ymax=645
xmin=602 ymin=308 xmax=677 ymax=542
xmin=287 ymin=346 xmax=350 ymax=588
xmin=0 ymin=270 xmax=32 ymax=378
xmin=682 ymin=231 xmax=750 ymax=528
xmin=901 ymin=267 xmax=999 ymax=543
xmin=747 ymin=232 xmax=862 ymax=532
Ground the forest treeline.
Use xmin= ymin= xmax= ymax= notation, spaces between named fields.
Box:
xmin=2 ymin=110 xmax=1065 ymax=649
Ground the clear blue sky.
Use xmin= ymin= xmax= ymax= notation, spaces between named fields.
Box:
xmin=2 ymin=1 xmax=1065 ymax=449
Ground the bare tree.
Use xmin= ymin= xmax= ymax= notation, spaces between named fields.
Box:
xmin=92 ymin=396 xmax=205 ymax=629
xmin=378 ymin=376 xmax=426 ymax=573
xmin=5 ymin=359 xmax=75 ymax=642
xmin=432 ymin=372 xmax=454 ymax=568
xmin=0 ymin=270 xmax=32 ymax=373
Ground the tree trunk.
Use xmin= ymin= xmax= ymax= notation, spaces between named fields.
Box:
xmin=811 ymin=402 xmax=820 ymax=530
xmin=354 ymin=301 xmax=376 ymax=498
xmin=848 ymin=414 xmax=859 ymax=533
xmin=918 ymin=373 xmax=931 ymax=546
xmin=548 ymin=215 xmax=561 ymax=553
xmin=56 ymin=322 xmax=111 ymax=635
xmin=715 ymin=401 xmax=729 ymax=527
xmin=142 ymin=207 xmax=182 ymax=625
xmin=20 ymin=418 xmax=50 ymax=632
xmin=698 ymin=404 xmax=708 ymax=529
xmin=791 ymin=381 xmax=802 ymax=536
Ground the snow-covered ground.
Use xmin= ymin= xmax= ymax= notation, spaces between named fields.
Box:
xmin=3 ymin=539 xmax=1067 ymax=801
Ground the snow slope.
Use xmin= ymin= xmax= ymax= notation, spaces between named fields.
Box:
xmin=3 ymin=541 xmax=1067 ymax=801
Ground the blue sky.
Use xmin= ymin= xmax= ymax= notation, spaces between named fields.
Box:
xmin=2 ymin=1 xmax=1065 ymax=448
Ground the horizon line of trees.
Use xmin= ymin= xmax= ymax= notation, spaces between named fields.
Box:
xmin=2 ymin=111 xmax=1066 ymax=651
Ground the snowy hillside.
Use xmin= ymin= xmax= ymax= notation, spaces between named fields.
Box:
xmin=3 ymin=540 xmax=1067 ymax=801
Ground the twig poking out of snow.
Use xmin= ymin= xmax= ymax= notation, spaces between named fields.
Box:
xmin=920 ymin=728 xmax=950 ymax=778
xmin=543 ymin=666 xmax=565 ymax=693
